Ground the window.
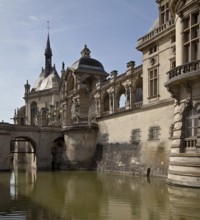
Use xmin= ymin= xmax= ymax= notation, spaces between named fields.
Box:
xmin=31 ymin=102 xmax=37 ymax=125
xmin=103 ymin=92 xmax=109 ymax=112
xmin=131 ymin=129 xmax=140 ymax=142
xmin=149 ymin=45 xmax=157 ymax=55
xmin=170 ymin=58 xmax=176 ymax=69
xmin=117 ymin=85 xmax=126 ymax=109
xmin=135 ymin=87 xmax=143 ymax=102
xmin=184 ymin=108 xmax=198 ymax=138
xmin=67 ymin=75 xmax=74 ymax=92
xmin=183 ymin=12 xmax=200 ymax=63
xmin=160 ymin=2 xmax=170 ymax=24
xmin=149 ymin=127 xmax=160 ymax=140
xmin=171 ymin=35 xmax=176 ymax=43
xmin=149 ymin=69 xmax=158 ymax=97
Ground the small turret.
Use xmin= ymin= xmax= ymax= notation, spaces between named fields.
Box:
xmin=81 ymin=44 xmax=91 ymax=58
xmin=24 ymin=80 xmax=30 ymax=95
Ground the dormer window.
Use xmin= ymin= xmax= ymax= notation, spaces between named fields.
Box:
xmin=160 ymin=2 xmax=170 ymax=25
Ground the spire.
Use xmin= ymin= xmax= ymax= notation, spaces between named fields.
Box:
xmin=45 ymin=33 xmax=52 ymax=57
xmin=44 ymin=21 xmax=52 ymax=76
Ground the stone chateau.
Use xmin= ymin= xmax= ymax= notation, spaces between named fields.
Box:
xmin=1 ymin=0 xmax=200 ymax=188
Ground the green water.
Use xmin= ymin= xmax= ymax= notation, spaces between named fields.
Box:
xmin=0 ymin=170 xmax=200 ymax=220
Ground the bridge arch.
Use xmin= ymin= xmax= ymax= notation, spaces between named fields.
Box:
xmin=10 ymin=136 xmax=37 ymax=169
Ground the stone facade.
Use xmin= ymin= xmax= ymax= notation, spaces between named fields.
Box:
xmin=1 ymin=0 xmax=199 ymax=187
xmin=165 ymin=0 xmax=200 ymax=187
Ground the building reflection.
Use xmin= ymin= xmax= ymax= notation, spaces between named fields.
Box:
xmin=10 ymin=167 xmax=37 ymax=199
xmin=0 ymin=171 xmax=199 ymax=220
xmin=167 ymin=185 xmax=200 ymax=220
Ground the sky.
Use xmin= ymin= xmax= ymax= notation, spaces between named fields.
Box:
xmin=0 ymin=0 xmax=158 ymax=123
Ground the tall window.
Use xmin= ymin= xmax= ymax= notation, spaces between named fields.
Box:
xmin=160 ymin=2 xmax=170 ymax=24
xmin=31 ymin=102 xmax=37 ymax=125
xmin=103 ymin=92 xmax=109 ymax=112
xmin=184 ymin=108 xmax=198 ymax=138
xmin=183 ymin=12 xmax=200 ymax=63
xmin=67 ymin=76 xmax=74 ymax=92
xmin=131 ymin=129 xmax=140 ymax=142
xmin=117 ymin=85 xmax=126 ymax=108
xmin=135 ymin=87 xmax=143 ymax=102
xmin=149 ymin=69 xmax=158 ymax=97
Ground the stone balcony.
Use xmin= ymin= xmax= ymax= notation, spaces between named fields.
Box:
xmin=166 ymin=60 xmax=200 ymax=85
xmin=165 ymin=60 xmax=200 ymax=98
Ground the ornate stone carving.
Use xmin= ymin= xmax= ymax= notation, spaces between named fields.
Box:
xmin=71 ymin=98 xmax=80 ymax=123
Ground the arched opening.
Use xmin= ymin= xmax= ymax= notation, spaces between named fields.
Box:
xmin=51 ymin=136 xmax=65 ymax=170
xmin=31 ymin=102 xmax=37 ymax=125
xmin=135 ymin=87 xmax=143 ymax=102
xmin=103 ymin=92 xmax=109 ymax=113
xmin=67 ymin=75 xmax=75 ymax=92
xmin=117 ymin=85 xmax=126 ymax=109
xmin=10 ymin=137 xmax=37 ymax=170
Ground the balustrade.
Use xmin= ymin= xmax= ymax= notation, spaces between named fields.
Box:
xmin=183 ymin=137 xmax=197 ymax=153
xmin=167 ymin=60 xmax=200 ymax=81
xmin=137 ymin=19 xmax=174 ymax=45
xmin=134 ymin=101 xmax=143 ymax=108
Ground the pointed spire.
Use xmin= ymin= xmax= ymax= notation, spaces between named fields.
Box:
xmin=44 ymin=21 xmax=52 ymax=76
xmin=45 ymin=33 xmax=52 ymax=57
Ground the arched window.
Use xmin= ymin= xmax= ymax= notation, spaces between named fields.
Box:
xmin=31 ymin=102 xmax=37 ymax=125
xmin=135 ymin=87 xmax=143 ymax=102
xmin=117 ymin=85 xmax=126 ymax=108
xmin=67 ymin=76 xmax=74 ymax=92
xmin=184 ymin=107 xmax=198 ymax=138
xmin=103 ymin=92 xmax=109 ymax=112
xmin=119 ymin=94 xmax=126 ymax=108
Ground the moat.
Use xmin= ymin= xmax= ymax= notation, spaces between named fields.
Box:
xmin=0 ymin=170 xmax=200 ymax=220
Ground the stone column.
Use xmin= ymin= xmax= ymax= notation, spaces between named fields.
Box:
xmin=125 ymin=86 xmax=131 ymax=110
xmin=94 ymin=93 xmax=101 ymax=118
xmin=176 ymin=14 xmax=183 ymax=66
xmin=107 ymin=87 xmax=115 ymax=114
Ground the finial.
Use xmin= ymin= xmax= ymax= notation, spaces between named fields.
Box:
xmin=47 ymin=20 xmax=50 ymax=33
xmin=62 ymin=62 xmax=65 ymax=70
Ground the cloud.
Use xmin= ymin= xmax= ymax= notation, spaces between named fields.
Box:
xmin=29 ymin=15 xmax=39 ymax=21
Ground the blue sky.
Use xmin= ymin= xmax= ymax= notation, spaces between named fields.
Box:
xmin=0 ymin=0 xmax=158 ymax=123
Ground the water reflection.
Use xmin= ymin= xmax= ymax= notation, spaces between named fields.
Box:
xmin=10 ymin=168 xmax=37 ymax=199
xmin=0 ymin=170 xmax=199 ymax=219
xmin=168 ymin=185 xmax=200 ymax=220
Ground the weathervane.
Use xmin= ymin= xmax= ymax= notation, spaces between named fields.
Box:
xmin=47 ymin=20 xmax=50 ymax=32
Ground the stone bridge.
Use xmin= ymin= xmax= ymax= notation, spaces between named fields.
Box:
xmin=0 ymin=122 xmax=62 ymax=170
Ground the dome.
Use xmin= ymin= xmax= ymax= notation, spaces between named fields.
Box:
xmin=71 ymin=57 xmax=105 ymax=72
xmin=70 ymin=45 xmax=107 ymax=75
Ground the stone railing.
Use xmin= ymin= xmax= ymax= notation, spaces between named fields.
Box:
xmin=134 ymin=101 xmax=143 ymax=108
xmin=116 ymin=107 xmax=126 ymax=112
xmin=185 ymin=137 xmax=197 ymax=148
xmin=137 ymin=19 xmax=174 ymax=45
xmin=181 ymin=137 xmax=197 ymax=153
xmin=167 ymin=60 xmax=200 ymax=81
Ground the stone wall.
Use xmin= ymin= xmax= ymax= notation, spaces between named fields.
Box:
xmin=95 ymin=100 xmax=174 ymax=177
